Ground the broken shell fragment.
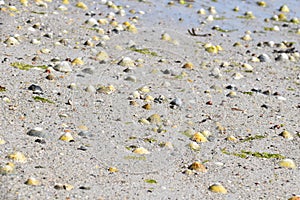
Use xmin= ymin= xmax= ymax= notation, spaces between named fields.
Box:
xmin=8 ymin=152 xmax=27 ymax=163
xmin=279 ymin=4 xmax=289 ymax=12
xmin=209 ymin=183 xmax=228 ymax=194
xmin=188 ymin=161 xmax=207 ymax=172
xmin=54 ymin=61 xmax=72 ymax=72
xmin=25 ymin=177 xmax=41 ymax=186
xmin=71 ymin=57 xmax=84 ymax=65
xmin=191 ymin=132 xmax=208 ymax=143
xmin=59 ymin=132 xmax=74 ymax=142
xmin=279 ymin=159 xmax=296 ymax=169
xmin=133 ymin=147 xmax=150 ymax=154
xmin=76 ymin=2 xmax=88 ymax=10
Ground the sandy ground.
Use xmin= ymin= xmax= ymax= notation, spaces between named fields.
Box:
xmin=0 ymin=0 xmax=300 ymax=199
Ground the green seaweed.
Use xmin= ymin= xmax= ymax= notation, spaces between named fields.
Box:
xmin=241 ymin=91 xmax=254 ymax=96
xmin=33 ymin=96 xmax=54 ymax=104
xmin=240 ymin=135 xmax=265 ymax=142
xmin=11 ymin=62 xmax=48 ymax=71
xmin=31 ymin=11 xmax=46 ymax=15
xmin=221 ymin=148 xmax=285 ymax=159
xmin=241 ymin=150 xmax=285 ymax=159
xmin=214 ymin=16 xmax=227 ymax=21
xmin=124 ymin=155 xmax=146 ymax=161
xmin=129 ymin=47 xmax=158 ymax=56
xmin=145 ymin=179 xmax=157 ymax=184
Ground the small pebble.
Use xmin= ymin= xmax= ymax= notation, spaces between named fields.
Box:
xmin=147 ymin=114 xmax=162 ymax=124
xmin=118 ymin=57 xmax=135 ymax=67
xmin=85 ymin=85 xmax=96 ymax=93
xmin=191 ymin=132 xmax=208 ymax=143
xmin=54 ymin=61 xmax=72 ymax=72
xmin=258 ymin=54 xmax=271 ymax=62
xmin=188 ymin=161 xmax=207 ymax=172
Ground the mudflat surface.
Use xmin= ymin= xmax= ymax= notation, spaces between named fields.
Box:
xmin=0 ymin=0 xmax=300 ymax=199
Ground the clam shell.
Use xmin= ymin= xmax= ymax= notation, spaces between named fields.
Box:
xmin=209 ymin=183 xmax=228 ymax=194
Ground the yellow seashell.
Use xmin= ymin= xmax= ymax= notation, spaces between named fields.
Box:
xmin=280 ymin=130 xmax=293 ymax=140
xmin=189 ymin=161 xmax=207 ymax=172
xmin=108 ymin=167 xmax=118 ymax=173
xmin=209 ymin=183 xmax=228 ymax=194
xmin=8 ymin=152 xmax=27 ymax=163
xmin=139 ymin=118 xmax=150 ymax=125
xmin=279 ymin=159 xmax=296 ymax=169
xmin=123 ymin=21 xmax=131 ymax=27
xmin=182 ymin=62 xmax=194 ymax=69
xmin=147 ymin=114 xmax=162 ymax=125
xmin=59 ymin=132 xmax=74 ymax=142
xmin=0 ymin=162 xmax=15 ymax=175
xmin=279 ymin=4 xmax=289 ymax=12
xmin=142 ymin=103 xmax=151 ymax=110
xmin=288 ymin=195 xmax=300 ymax=200
xmin=0 ymin=138 xmax=6 ymax=145
xmin=205 ymin=46 xmax=218 ymax=53
xmin=189 ymin=142 xmax=201 ymax=151
xmin=242 ymin=63 xmax=254 ymax=72
xmin=257 ymin=1 xmax=266 ymax=7
xmin=191 ymin=132 xmax=208 ymax=142
xmin=242 ymin=34 xmax=252 ymax=41
xmin=76 ymin=2 xmax=88 ymax=10
xmin=98 ymin=19 xmax=108 ymax=25
xmin=226 ymin=135 xmax=238 ymax=142
xmin=133 ymin=147 xmax=150 ymax=154
xmin=144 ymin=95 xmax=154 ymax=102
xmin=62 ymin=0 xmax=69 ymax=4
xmin=20 ymin=0 xmax=28 ymax=6
xmin=71 ymin=58 xmax=84 ymax=65
xmin=138 ymin=86 xmax=150 ymax=93
xmin=25 ymin=177 xmax=41 ymax=186
xmin=127 ymin=24 xmax=138 ymax=33
xmin=161 ymin=33 xmax=172 ymax=41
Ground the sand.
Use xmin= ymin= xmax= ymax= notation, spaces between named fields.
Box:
xmin=0 ymin=0 xmax=299 ymax=199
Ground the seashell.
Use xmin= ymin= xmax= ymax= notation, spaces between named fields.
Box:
xmin=210 ymin=67 xmax=222 ymax=78
xmin=108 ymin=167 xmax=118 ymax=173
xmin=54 ymin=61 xmax=72 ymax=72
xmin=242 ymin=63 xmax=253 ymax=72
xmin=147 ymin=114 xmax=162 ymax=124
xmin=161 ymin=33 xmax=172 ymax=41
xmin=226 ymin=135 xmax=238 ymax=142
xmin=97 ymin=85 xmax=116 ymax=94
xmin=290 ymin=17 xmax=299 ymax=24
xmin=127 ymin=24 xmax=138 ymax=33
xmin=197 ymin=8 xmax=206 ymax=15
xmin=226 ymin=91 xmax=237 ymax=98
xmin=0 ymin=138 xmax=5 ymax=145
xmin=96 ymin=51 xmax=109 ymax=62
xmin=85 ymin=85 xmax=96 ymax=93
xmin=25 ymin=177 xmax=41 ymax=186
xmin=138 ymin=86 xmax=150 ymax=93
xmin=288 ymin=195 xmax=300 ymax=200
xmin=20 ymin=0 xmax=28 ymax=6
xmin=54 ymin=183 xmax=74 ymax=191
xmin=279 ymin=159 xmax=296 ymax=169
xmin=139 ymin=118 xmax=150 ymax=125
xmin=280 ymin=130 xmax=293 ymax=140
xmin=71 ymin=57 xmax=84 ymax=65
xmin=124 ymin=75 xmax=137 ymax=82
xmin=182 ymin=62 xmax=194 ymax=69
xmin=205 ymin=45 xmax=218 ymax=53
xmin=258 ymin=54 xmax=271 ymax=62
xmin=57 ymin=5 xmax=68 ymax=11
xmin=133 ymin=147 xmax=150 ymax=154
xmin=209 ymin=183 xmax=228 ymax=194
xmin=85 ymin=18 xmax=98 ymax=26
xmin=118 ymin=57 xmax=135 ymax=67
xmin=144 ymin=95 xmax=154 ymax=102
xmin=31 ymin=38 xmax=41 ymax=45
xmin=27 ymin=127 xmax=46 ymax=138
xmin=59 ymin=132 xmax=74 ymax=142
xmin=142 ymin=103 xmax=151 ymax=110
xmin=242 ymin=34 xmax=251 ymax=41
xmin=279 ymin=4 xmax=289 ymax=12
xmin=206 ymin=15 xmax=214 ymax=21
xmin=189 ymin=161 xmax=207 ymax=172
xmin=244 ymin=11 xmax=255 ymax=19
xmin=233 ymin=6 xmax=239 ymax=12
xmin=4 ymin=37 xmax=20 ymax=46
xmin=275 ymin=53 xmax=289 ymax=61
xmin=201 ymin=130 xmax=212 ymax=138
xmin=189 ymin=142 xmax=201 ymax=151
xmin=232 ymin=72 xmax=244 ymax=80
xmin=257 ymin=1 xmax=266 ymax=7
xmin=191 ymin=132 xmax=208 ymax=143
xmin=0 ymin=162 xmax=15 ymax=175
xmin=8 ymin=152 xmax=27 ymax=163
xmin=208 ymin=6 xmax=217 ymax=14
xmin=76 ymin=2 xmax=88 ymax=10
